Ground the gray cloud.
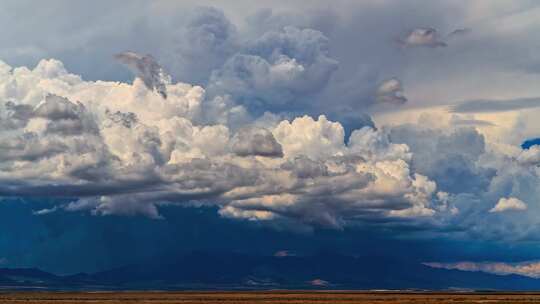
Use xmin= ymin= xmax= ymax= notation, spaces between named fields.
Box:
xmin=390 ymin=126 xmax=494 ymax=194
xmin=171 ymin=6 xmax=238 ymax=84
xmin=399 ymin=28 xmax=447 ymax=48
xmin=451 ymin=97 xmax=540 ymax=113
xmin=115 ymin=52 xmax=170 ymax=98
xmin=447 ymin=28 xmax=471 ymax=38
xmin=208 ymin=26 xmax=339 ymax=111
xmin=231 ymin=126 xmax=283 ymax=157
xmin=375 ymin=78 xmax=407 ymax=104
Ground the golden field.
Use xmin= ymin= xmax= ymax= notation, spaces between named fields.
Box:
xmin=3 ymin=291 xmax=540 ymax=304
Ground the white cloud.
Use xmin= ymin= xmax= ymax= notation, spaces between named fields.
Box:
xmin=490 ymin=197 xmax=527 ymax=213
xmin=0 ymin=58 xmax=450 ymax=228
xmin=517 ymin=145 xmax=540 ymax=166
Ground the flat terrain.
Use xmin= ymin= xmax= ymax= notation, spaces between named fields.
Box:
xmin=3 ymin=292 xmax=540 ymax=304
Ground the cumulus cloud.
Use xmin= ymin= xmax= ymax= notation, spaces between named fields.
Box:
xmin=517 ymin=146 xmax=540 ymax=166
xmin=3 ymin=56 xmax=538 ymax=240
xmin=389 ymin=126 xmax=493 ymax=194
xmin=375 ymin=78 xmax=407 ymax=104
xmin=168 ymin=6 xmax=238 ymax=84
xmin=231 ymin=126 xmax=283 ymax=157
xmin=208 ymin=26 xmax=339 ymax=110
xmin=490 ymin=197 xmax=527 ymax=213
xmin=0 ymin=58 xmax=452 ymax=228
xmin=424 ymin=261 xmax=540 ymax=278
xmin=522 ymin=138 xmax=540 ymax=150
xmin=115 ymin=52 xmax=170 ymax=99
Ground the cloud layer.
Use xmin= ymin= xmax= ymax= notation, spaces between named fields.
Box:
xmin=424 ymin=261 xmax=540 ymax=279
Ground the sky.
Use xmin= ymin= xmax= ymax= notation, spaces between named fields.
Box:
xmin=2 ymin=0 xmax=540 ymax=279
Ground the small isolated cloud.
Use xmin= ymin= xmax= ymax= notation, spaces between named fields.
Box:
xmin=309 ymin=279 xmax=330 ymax=287
xmin=33 ymin=206 xmax=58 ymax=216
xmin=490 ymin=197 xmax=527 ymax=213
xmin=376 ymin=78 xmax=407 ymax=104
xmin=447 ymin=28 xmax=471 ymax=38
xmin=399 ymin=28 xmax=447 ymax=48
xmin=115 ymin=52 xmax=170 ymax=99
xmin=274 ymin=250 xmax=295 ymax=257
xmin=424 ymin=261 xmax=540 ymax=279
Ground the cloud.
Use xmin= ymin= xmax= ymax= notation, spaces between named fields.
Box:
xmin=231 ymin=126 xmax=283 ymax=157
xmin=208 ymin=26 xmax=339 ymax=111
xmin=424 ymin=261 xmax=540 ymax=278
xmin=447 ymin=28 xmax=471 ymax=38
xmin=172 ymin=6 xmax=238 ymax=84
xmin=450 ymin=97 xmax=540 ymax=113
xmin=490 ymin=197 xmax=527 ymax=213
xmin=517 ymin=146 xmax=540 ymax=166
xmin=0 ymin=58 xmax=451 ymax=228
xmin=115 ymin=52 xmax=170 ymax=99
xmin=274 ymin=250 xmax=295 ymax=257
xmin=389 ymin=126 xmax=493 ymax=194
xmin=375 ymin=78 xmax=407 ymax=104
xmin=33 ymin=206 xmax=58 ymax=215
xmin=0 ymin=2 xmax=539 ymax=238
xmin=399 ymin=28 xmax=447 ymax=48
xmin=522 ymin=138 xmax=540 ymax=149
xmin=308 ymin=278 xmax=330 ymax=287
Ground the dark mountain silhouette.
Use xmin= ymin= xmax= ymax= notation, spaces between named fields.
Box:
xmin=2 ymin=252 xmax=540 ymax=290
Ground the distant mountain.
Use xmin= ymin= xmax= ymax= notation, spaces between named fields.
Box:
xmin=0 ymin=268 xmax=64 ymax=287
xmin=2 ymin=252 xmax=540 ymax=290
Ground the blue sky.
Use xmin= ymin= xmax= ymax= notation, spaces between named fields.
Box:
xmin=2 ymin=0 xmax=540 ymax=279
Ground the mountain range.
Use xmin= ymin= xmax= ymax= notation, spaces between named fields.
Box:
xmin=1 ymin=252 xmax=539 ymax=290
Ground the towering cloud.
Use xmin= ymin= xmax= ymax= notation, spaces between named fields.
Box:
xmin=0 ymin=58 xmax=454 ymax=228
xmin=208 ymin=26 xmax=339 ymax=110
